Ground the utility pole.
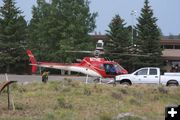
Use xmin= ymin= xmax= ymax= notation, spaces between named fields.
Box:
xmin=130 ymin=10 xmax=137 ymax=45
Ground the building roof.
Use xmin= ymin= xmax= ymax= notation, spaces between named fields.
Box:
xmin=161 ymin=39 xmax=180 ymax=45
xmin=91 ymin=35 xmax=109 ymax=41
xmin=91 ymin=35 xmax=180 ymax=45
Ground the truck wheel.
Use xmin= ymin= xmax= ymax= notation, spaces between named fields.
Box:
xmin=120 ymin=82 xmax=131 ymax=86
xmin=167 ymin=81 xmax=178 ymax=86
xmin=167 ymin=83 xmax=178 ymax=87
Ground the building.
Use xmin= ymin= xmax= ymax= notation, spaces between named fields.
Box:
xmin=161 ymin=39 xmax=180 ymax=69
xmin=91 ymin=35 xmax=180 ymax=71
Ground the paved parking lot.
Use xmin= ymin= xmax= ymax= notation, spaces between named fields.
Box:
xmin=0 ymin=74 xmax=96 ymax=83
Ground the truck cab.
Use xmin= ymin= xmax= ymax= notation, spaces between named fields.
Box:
xmin=133 ymin=67 xmax=160 ymax=84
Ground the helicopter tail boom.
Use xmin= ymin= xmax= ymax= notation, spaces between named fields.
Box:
xmin=26 ymin=49 xmax=38 ymax=73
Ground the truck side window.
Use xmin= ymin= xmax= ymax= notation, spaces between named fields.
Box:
xmin=135 ymin=69 xmax=148 ymax=75
xmin=149 ymin=69 xmax=157 ymax=75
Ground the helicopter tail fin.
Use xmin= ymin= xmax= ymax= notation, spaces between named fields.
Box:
xmin=26 ymin=49 xmax=38 ymax=73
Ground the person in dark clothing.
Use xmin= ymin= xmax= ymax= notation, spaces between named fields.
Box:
xmin=110 ymin=66 xmax=116 ymax=75
xmin=42 ymin=70 xmax=49 ymax=83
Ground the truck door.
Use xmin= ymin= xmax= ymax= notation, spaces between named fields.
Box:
xmin=147 ymin=68 xmax=159 ymax=84
xmin=133 ymin=68 xmax=148 ymax=84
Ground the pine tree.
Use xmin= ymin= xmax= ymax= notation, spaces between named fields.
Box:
xmin=106 ymin=15 xmax=133 ymax=71
xmin=136 ymin=0 xmax=162 ymax=67
xmin=0 ymin=0 xmax=27 ymax=73
xmin=106 ymin=15 xmax=131 ymax=53
xmin=28 ymin=0 xmax=53 ymax=61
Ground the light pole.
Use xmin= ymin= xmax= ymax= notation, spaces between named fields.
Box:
xmin=130 ymin=10 xmax=137 ymax=45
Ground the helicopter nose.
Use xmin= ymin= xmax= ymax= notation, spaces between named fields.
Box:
xmin=122 ymin=69 xmax=128 ymax=74
xmin=117 ymin=70 xmax=128 ymax=74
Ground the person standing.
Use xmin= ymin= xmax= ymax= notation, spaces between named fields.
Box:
xmin=42 ymin=70 xmax=49 ymax=83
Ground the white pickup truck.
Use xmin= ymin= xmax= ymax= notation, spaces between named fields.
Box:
xmin=115 ymin=67 xmax=180 ymax=86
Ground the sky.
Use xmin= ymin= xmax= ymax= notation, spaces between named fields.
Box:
xmin=0 ymin=0 xmax=180 ymax=36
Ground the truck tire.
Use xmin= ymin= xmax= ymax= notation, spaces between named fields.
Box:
xmin=120 ymin=81 xmax=131 ymax=86
xmin=167 ymin=81 xmax=178 ymax=86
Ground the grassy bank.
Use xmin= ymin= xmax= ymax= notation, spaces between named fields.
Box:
xmin=0 ymin=79 xmax=180 ymax=120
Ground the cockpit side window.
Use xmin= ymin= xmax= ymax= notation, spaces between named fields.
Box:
xmin=103 ymin=64 xmax=117 ymax=75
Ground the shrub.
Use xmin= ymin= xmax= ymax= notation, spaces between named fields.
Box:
xmin=158 ymin=86 xmax=168 ymax=94
xmin=63 ymin=78 xmax=72 ymax=86
xmin=129 ymin=97 xmax=141 ymax=106
xmin=46 ymin=112 xmax=56 ymax=120
xmin=57 ymin=96 xmax=73 ymax=109
xmin=83 ymin=86 xmax=91 ymax=96
xmin=93 ymin=85 xmax=103 ymax=93
xmin=49 ymin=81 xmax=62 ymax=91
xmin=70 ymin=81 xmax=80 ymax=88
xmin=15 ymin=103 xmax=28 ymax=110
xmin=61 ymin=86 xmax=71 ymax=92
xmin=17 ymin=85 xmax=27 ymax=93
xmin=132 ymin=92 xmax=144 ymax=103
xmin=100 ymin=113 xmax=112 ymax=120
xmin=119 ymin=88 xmax=128 ymax=95
xmin=111 ymin=92 xmax=123 ymax=100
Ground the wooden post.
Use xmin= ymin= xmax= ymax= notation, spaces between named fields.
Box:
xmin=5 ymin=73 xmax=11 ymax=110
xmin=5 ymin=73 xmax=15 ymax=110
xmin=7 ymin=85 xmax=10 ymax=110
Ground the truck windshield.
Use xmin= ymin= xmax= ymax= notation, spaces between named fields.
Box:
xmin=135 ymin=69 xmax=148 ymax=75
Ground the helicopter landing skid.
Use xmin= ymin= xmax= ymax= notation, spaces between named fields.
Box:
xmin=93 ymin=78 xmax=115 ymax=84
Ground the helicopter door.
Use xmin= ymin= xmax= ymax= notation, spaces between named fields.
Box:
xmin=104 ymin=64 xmax=117 ymax=75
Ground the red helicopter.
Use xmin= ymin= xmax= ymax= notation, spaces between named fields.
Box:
xmin=26 ymin=40 xmax=128 ymax=79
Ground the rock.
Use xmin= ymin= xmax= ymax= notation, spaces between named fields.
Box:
xmin=113 ymin=112 xmax=146 ymax=120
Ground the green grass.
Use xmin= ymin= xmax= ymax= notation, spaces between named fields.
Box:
xmin=0 ymin=80 xmax=180 ymax=120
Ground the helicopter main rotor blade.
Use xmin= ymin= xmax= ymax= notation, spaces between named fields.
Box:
xmin=105 ymin=52 xmax=150 ymax=57
xmin=66 ymin=50 xmax=93 ymax=54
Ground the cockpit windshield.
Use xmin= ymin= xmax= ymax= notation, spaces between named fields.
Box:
xmin=114 ymin=64 xmax=124 ymax=71
xmin=96 ymin=43 xmax=103 ymax=47
xmin=103 ymin=63 xmax=125 ymax=75
xmin=103 ymin=64 xmax=116 ymax=75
